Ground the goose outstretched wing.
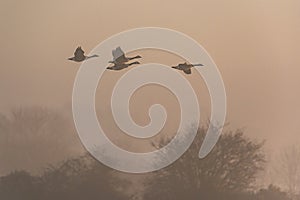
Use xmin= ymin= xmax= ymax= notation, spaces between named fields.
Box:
xmin=112 ymin=47 xmax=126 ymax=62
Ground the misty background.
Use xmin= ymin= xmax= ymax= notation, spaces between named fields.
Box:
xmin=0 ymin=0 xmax=300 ymax=199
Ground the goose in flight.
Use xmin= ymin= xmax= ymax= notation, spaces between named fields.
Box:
xmin=109 ymin=47 xmax=141 ymax=64
xmin=172 ymin=62 xmax=204 ymax=74
xmin=107 ymin=61 xmax=140 ymax=71
xmin=68 ymin=46 xmax=98 ymax=62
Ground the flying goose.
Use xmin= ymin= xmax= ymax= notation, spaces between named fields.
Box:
xmin=109 ymin=47 xmax=141 ymax=64
xmin=172 ymin=62 xmax=204 ymax=74
xmin=68 ymin=46 xmax=98 ymax=62
xmin=106 ymin=61 xmax=140 ymax=71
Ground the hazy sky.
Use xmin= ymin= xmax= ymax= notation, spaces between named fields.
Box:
xmin=1 ymin=0 xmax=300 ymax=156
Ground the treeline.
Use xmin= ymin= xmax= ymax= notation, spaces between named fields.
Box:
xmin=0 ymin=156 xmax=126 ymax=200
xmin=0 ymin=107 xmax=296 ymax=199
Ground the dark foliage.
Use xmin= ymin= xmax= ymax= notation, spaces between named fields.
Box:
xmin=0 ymin=155 xmax=127 ymax=200
xmin=256 ymin=185 xmax=291 ymax=200
xmin=144 ymin=127 xmax=268 ymax=200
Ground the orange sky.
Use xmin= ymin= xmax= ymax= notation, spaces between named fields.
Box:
xmin=1 ymin=0 xmax=300 ymax=157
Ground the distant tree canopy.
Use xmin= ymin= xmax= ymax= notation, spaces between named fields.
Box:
xmin=0 ymin=171 xmax=40 ymax=200
xmin=144 ymin=126 xmax=266 ymax=200
xmin=0 ymin=154 xmax=127 ymax=200
xmin=0 ymin=107 xmax=83 ymax=175
xmin=0 ymin=109 xmax=293 ymax=200
xmin=256 ymin=185 xmax=291 ymax=200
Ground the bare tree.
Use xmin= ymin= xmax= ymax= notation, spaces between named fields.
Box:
xmin=273 ymin=146 xmax=300 ymax=198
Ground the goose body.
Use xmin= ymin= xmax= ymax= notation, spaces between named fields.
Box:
xmin=109 ymin=47 xmax=141 ymax=64
xmin=172 ymin=62 xmax=203 ymax=74
xmin=107 ymin=61 xmax=140 ymax=71
xmin=68 ymin=46 xmax=98 ymax=62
